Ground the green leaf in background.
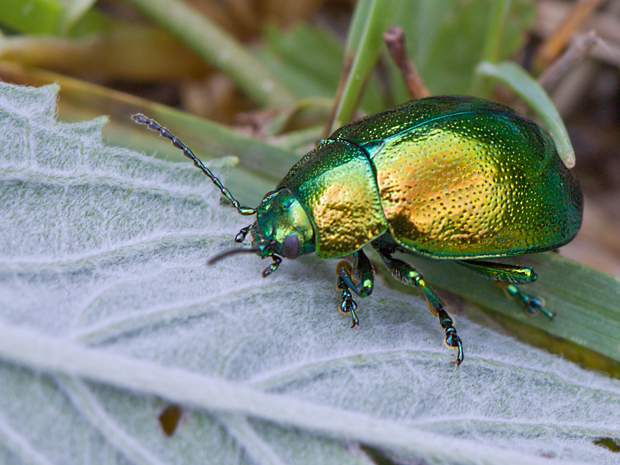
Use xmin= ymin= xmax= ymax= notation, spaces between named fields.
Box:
xmin=3 ymin=82 xmax=620 ymax=464
xmin=123 ymin=0 xmax=297 ymax=108
xmin=257 ymin=22 xmax=386 ymax=116
xmin=0 ymin=0 xmax=110 ymax=37
xmin=387 ymin=0 xmax=536 ymax=100
xmin=260 ymin=22 xmax=345 ymax=100
xmin=0 ymin=0 xmax=63 ymax=35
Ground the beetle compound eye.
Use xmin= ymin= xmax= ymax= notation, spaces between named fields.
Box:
xmin=282 ymin=234 xmax=301 ymax=259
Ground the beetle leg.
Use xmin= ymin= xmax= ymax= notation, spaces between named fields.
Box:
xmin=502 ymin=284 xmax=552 ymax=319
xmin=373 ymin=246 xmax=464 ymax=365
xmin=335 ymin=250 xmax=374 ymax=328
xmin=456 ymin=260 xmax=536 ymax=283
xmin=456 ymin=260 xmax=553 ymax=319
xmin=336 ymin=271 xmax=359 ymax=328
xmin=262 ymin=254 xmax=282 ymax=278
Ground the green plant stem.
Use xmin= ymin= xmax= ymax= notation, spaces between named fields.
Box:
xmin=328 ymin=0 xmax=395 ymax=133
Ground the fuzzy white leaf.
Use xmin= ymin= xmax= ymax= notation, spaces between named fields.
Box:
xmin=1 ymin=82 xmax=620 ymax=465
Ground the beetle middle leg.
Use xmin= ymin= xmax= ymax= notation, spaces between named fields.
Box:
xmin=336 ymin=250 xmax=374 ymax=328
xmin=456 ymin=260 xmax=553 ymax=319
xmin=372 ymin=242 xmax=464 ymax=365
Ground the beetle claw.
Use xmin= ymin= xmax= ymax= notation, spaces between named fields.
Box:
xmin=438 ymin=311 xmax=464 ymax=365
xmin=338 ymin=278 xmax=359 ymax=327
xmin=526 ymin=296 xmax=554 ymax=319
xmin=505 ymin=285 xmax=553 ymax=319
xmin=235 ymin=225 xmax=252 ymax=243
xmin=342 ymin=298 xmax=359 ymax=328
xmin=446 ymin=329 xmax=464 ymax=365
xmin=262 ymin=254 xmax=282 ymax=277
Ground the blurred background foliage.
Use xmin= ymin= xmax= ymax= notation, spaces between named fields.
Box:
xmin=1 ymin=0 xmax=620 ymax=370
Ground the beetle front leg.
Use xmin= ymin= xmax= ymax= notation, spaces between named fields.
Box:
xmin=337 ymin=273 xmax=359 ymax=328
xmin=335 ymin=250 xmax=374 ymax=328
xmin=373 ymin=245 xmax=464 ymax=365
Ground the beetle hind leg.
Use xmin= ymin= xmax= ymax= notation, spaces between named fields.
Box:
xmin=335 ymin=250 xmax=374 ymax=328
xmin=456 ymin=260 xmax=553 ymax=319
xmin=503 ymin=283 xmax=551 ymax=318
xmin=373 ymin=244 xmax=464 ymax=365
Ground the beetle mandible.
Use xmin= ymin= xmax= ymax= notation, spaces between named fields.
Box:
xmin=133 ymin=95 xmax=583 ymax=365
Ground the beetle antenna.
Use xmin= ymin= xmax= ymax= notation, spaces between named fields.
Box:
xmin=133 ymin=114 xmax=256 ymax=216
xmin=207 ymin=247 xmax=260 ymax=265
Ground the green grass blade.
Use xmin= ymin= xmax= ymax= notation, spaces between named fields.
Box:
xmin=58 ymin=0 xmax=99 ymax=34
xmin=469 ymin=0 xmax=513 ymax=96
xmin=258 ymin=22 xmax=385 ymax=114
xmin=262 ymin=22 xmax=345 ymax=99
xmin=329 ymin=0 xmax=395 ymax=132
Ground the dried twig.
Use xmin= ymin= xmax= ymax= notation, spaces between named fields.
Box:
xmin=536 ymin=0 xmax=606 ymax=68
xmin=538 ymin=30 xmax=599 ymax=90
xmin=383 ymin=26 xmax=430 ymax=100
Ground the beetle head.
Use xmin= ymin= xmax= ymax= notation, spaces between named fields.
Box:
xmin=249 ymin=188 xmax=315 ymax=276
xmin=208 ymin=188 xmax=315 ymax=277
xmin=132 ymin=114 xmax=315 ymax=276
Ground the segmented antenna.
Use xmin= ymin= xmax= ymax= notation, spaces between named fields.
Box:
xmin=207 ymin=247 xmax=260 ymax=264
xmin=132 ymin=114 xmax=256 ymax=216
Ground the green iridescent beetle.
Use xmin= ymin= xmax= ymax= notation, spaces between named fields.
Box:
xmin=133 ymin=95 xmax=583 ymax=365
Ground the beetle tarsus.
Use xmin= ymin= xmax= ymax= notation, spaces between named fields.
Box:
xmin=262 ymin=254 xmax=282 ymax=277
xmin=235 ymin=225 xmax=252 ymax=243
xmin=525 ymin=295 xmax=553 ymax=319
xmin=337 ymin=277 xmax=359 ymax=327
xmin=335 ymin=252 xmax=374 ymax=327
xmin=450 ymin=335 xmax=464 ymax=366
xmin=439 ymin=310 xmax=464 ymax=365
xmin=505 ymin=284 xmax=553 ymax=319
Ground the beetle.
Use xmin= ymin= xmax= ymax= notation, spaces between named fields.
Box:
xmin=133 ymin=95 xmax=583 ymax=365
